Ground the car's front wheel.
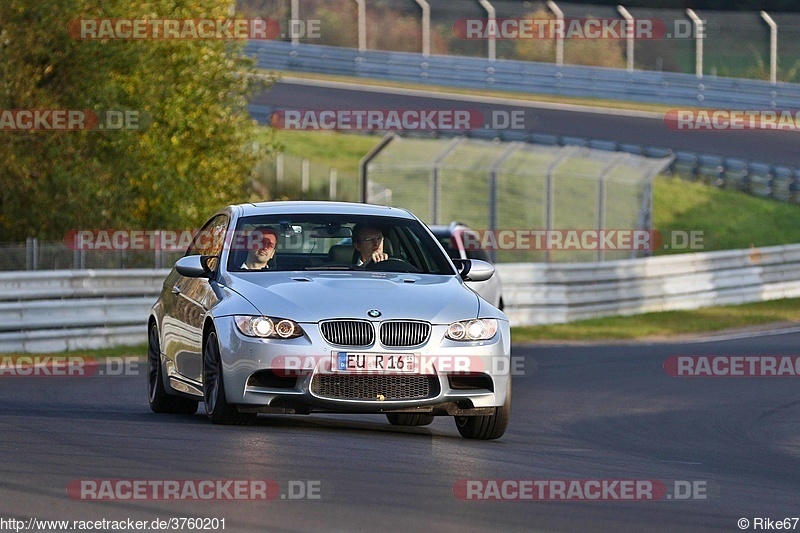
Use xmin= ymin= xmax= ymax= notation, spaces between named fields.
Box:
xmin=203 ymin=330 xmax=256 ymax=425
xmin=386 ymin=413 xmax=434 ymax=426
xmin=454 ymin=379 xmax=511 ymax=440
xmin=147 ymin=323 xmax=198 ymax=414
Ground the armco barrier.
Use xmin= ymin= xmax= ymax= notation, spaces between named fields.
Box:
xmin=2 ymin=244 xmax=800 ymax=352
xmin=246 ymin=41 xmax=800 ymax=109
xmin=0 ymin=269 xmax=168 ymax=353
xmin=496 ymin=243 xmax=800 ymax=325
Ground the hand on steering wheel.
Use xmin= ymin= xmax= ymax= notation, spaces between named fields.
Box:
xmin=364 ymin=251 xmax=388 ymax=265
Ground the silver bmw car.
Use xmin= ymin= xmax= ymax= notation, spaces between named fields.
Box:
xmin=148 ymin=201 xmax=511 ymax=439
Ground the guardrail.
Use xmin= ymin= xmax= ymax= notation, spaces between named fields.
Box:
xmin=0 ymin=270 xmax=168 ymax=353
xmin=246 ymin=41 xmax=800 ymax=109
xmin=3 ymin=244 xmax=800 ymax=352
xmin=496 ymin=243 xmax=800 ymax=325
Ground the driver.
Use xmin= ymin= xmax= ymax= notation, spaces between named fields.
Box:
xmin=352 ymin=224 xmax=388 ymax=267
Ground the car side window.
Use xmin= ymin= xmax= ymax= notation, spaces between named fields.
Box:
xmin=438 ymin=237 xmax=462 ymax=260
xmin=186 ymin=214 xmax=229 ymax=260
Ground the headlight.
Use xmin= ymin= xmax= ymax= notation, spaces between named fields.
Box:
xmin=234 ymin=316 xmax=304 ymax=339
xmin=446 ymin=319 xmax=498 ymax=341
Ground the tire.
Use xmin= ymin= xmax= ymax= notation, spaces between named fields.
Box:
xmin=147 ymin=322 xmax=198 ymax=415
xmin=454 ymin=379 xmax=511 ymax=440
xmin=203 ymin=331 xmax=256 ymax=425
xmin=386 ymin=413 xmax=434 ymax=426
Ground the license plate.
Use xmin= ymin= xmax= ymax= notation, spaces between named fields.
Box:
xmin=333 ymin=352 xmax=416 ymax=374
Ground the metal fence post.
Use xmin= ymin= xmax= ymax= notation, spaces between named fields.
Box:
xmin=329 ymin=168 xmax=338 ymax=200
xmin=414 ymin=0 xmax=431 ymax=57
xmin=290 ymin=0 xmax=300 ymax=46
xmin=617 ymin=6 xmax=635 ymax=73
xmin=488 ymin=142 xmax=523 ymax=262
xmin=431 ymin=137 xmax=466 ymax=224
xmin=478 ymin=0 xmax=496 ymax=62
xmin=544 ymin=146 xmax=578 ymax=262
xmin=359 ymin=132 xmax=396 ymax=203
xmin=686 ymin=9 xmax=704 ymax=78
xmin=547 ymin=0 xmax=564 ymax=66
xmin=596 ymin=153 xmax=627 ymax=262
xmin=26 ymin=237 xmax=32 ymax=271
xmin=301 ymin=158 xmax=310 ymax=195
xmin=276 ymin=152 xmax=284 ymax=194
xmin=155 ymin=230 xmax=163 ymax=269
xmin=354 ymin=0 xmax=366 ymax=52
xmin=760 ymin=11 xmax=778 ymax=84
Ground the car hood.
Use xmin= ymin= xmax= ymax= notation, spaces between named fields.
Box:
xmin=226 ymin=271 xmax=478 ymax=323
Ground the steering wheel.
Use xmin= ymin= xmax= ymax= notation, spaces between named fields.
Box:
xmin=365 ymin=258 xmax=422 ymax=273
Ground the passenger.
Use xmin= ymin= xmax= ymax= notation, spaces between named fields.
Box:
xmin=242 ymin=226 xmax=278 ymax=270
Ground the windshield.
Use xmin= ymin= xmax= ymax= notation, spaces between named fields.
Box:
xmin=227 ymin=214 xmax=454 ymax=274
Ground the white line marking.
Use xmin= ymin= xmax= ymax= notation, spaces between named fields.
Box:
xmin=679 ymin=325 xmax=800 ymax=344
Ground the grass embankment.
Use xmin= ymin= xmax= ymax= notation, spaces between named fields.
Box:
xmin=653 ymin=177 xmax=800 ymax=253
xmin=511 ymin=299 xmax=800 ymax=343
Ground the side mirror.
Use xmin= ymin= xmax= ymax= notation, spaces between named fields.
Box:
xmin=453 ymin=259 xmax=494 ymax=282
xmin=175 ymin=255 xmax=215 ymax=278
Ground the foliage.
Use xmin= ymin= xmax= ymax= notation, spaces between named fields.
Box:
xmin=0 ymin=0 xmax=273 ymax=240
xmin=744 ymin=45 xmax=800 ymax=83
xmin=514 ymin=8 xmax=626 ymax=68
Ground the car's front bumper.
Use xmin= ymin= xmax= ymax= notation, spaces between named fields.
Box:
xmin=214 ymin=316 xmax=511 ymax=415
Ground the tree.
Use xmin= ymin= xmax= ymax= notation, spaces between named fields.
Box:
xmin=0 ymin=0 xmax=273 ymax=240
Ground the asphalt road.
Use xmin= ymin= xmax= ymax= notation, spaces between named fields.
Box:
xmin=1 ymin=331 xmax=799 ymax=532
xmin=253 ymin=80 xmax=800 ymax=167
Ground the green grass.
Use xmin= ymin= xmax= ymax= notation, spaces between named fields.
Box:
xmin=653 ymin=176 xmax=800 ymax=253
xmin=511 ymin=298 xmax=800 ymax=342
xmin=265 ymin=129 xmax=383 ymax=176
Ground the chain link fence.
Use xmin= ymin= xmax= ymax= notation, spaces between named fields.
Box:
xmin=254 ymin=152 xmax=359 ymax=201
xmin=364 ymin=134 xmax=673 ymax=262
xmin=0 ymin=239 xmax=184 ymax=271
